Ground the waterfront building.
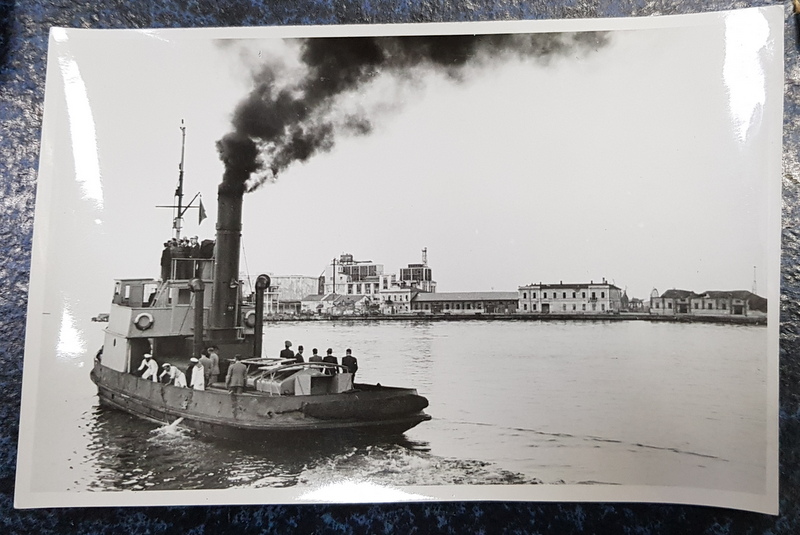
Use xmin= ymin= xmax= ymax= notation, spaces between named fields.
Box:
xmin=323 ymin=253 xmax=384 ymax=296
xmin=266 ymin=275 xmax=324 ymax=314
xmin=650 ymin=289 xmax=767 ymax=317
xmin=517 ymin=280 xmax=623 ymax=314
xmin=381 ymin=287 xmax=418 ymax=314
xmin=412 ymin=292 xmax=518 ymax=315
xmin=300 ymin=293 xmax=370 ymax=315
xmin=398 ymin=248 xmax=437 ymax=293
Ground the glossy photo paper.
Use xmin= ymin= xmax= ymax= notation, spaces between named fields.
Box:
xmin=16 ymin=7 xmax=782 ymax=512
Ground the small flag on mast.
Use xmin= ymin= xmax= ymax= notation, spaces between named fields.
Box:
xmin=198 ymin=197 xmax=207 ymax=224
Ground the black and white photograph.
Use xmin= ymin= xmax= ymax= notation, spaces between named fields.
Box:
xmin=15 ymin=7 xmax=781 ymax=512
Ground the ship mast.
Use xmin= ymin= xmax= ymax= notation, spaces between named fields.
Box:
xmin=174 ymin=120 xmax=187 ymax=240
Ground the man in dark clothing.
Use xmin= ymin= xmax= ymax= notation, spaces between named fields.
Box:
xmin=309 ymin=348 xmax=322 ymax=362
xmin=226 ymin=354 xmax=247 ymax=394
xmin=279 ymin=340 xmax=295 ymax=362
xmin=342 ymin=348 xmax=358 ymax=381
xmin=323 ymin=348 xmax=338 ymax=375
xmin=160 ymin=242 xmax=171 ymax=281
xmin=295 ymin=345 xmax=305 ymax=364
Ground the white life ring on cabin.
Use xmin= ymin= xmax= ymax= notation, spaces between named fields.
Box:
xmin=244 ymin=310 xmax=256 ymax=328
xmin=133 ymin=312 xmax=154 ymax=331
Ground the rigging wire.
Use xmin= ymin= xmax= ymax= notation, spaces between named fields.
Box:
xmin=241 ymin=238 xmax=253 ymax=296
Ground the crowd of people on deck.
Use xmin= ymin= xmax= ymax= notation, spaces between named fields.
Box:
xmin=134 ymin=341 xmax=359 ymax=393
xmin=159 ymin=236 xmax=214 ymax=281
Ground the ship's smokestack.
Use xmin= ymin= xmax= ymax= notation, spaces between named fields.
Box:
xmin=209 ymin=183 xmax=244 ymax=340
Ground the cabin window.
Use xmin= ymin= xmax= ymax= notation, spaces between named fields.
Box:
xmin=667 ymin=302 xmax=672 ymax=309
xmin=582 ymin=292 xmax=586 ymax=298
xmin=523 ymin=304 xmax=528 ymax=311
xmin=656 ymin=303 xmax=660 ymax=309
xmin=572 ymin=292 xmax=576 ymax=298
xmin=572 ymin=304 xmax=576 ymax=310
xmin=445 ymin=304 xmax=450 ymax=310
xmin=601 ymin=291 xmax=605 ymax=298
xmin=591 ymin=292 xmax=596 ymax=299
xmin=544 ymin=292 xmax=547 ymax=298
xmin=533 ymin=292 xmax=537 ymax=298
xmin=601 ymin=304 xmax=606 ymax=311
xmin=533 ymin=304 xmax=537 ymax=311
xmin=562 ymin=292 xmax=566 ymax=298
xmin=523 ymin=292 xmax=527 ymax=299
xmin=721 ymin=303 xmax=726 ymax=310
xmin=365 ymin=285 xmax=371 ymax=294
xmin=707 ymin=303 xmax=713 ymax=309
xmin=178 ymin=288 xmax=191 ymax=305
xmin=562 ymin=304 xmax=566 ymax=311
xmin=124 ymin=285 xmax=131 ymax=299
xmin=582 ymin=304 xmax=586 ymax=311
xmin=466 ymin=303 xmax=472 ymax=310
xmin=694 ymin=303 xmax=699 ymax=309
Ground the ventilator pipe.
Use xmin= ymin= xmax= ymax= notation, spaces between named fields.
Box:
xmin=253 ymin=274 xmax=271 ymax=359
xmin=189 ymin=278 xmax=205 ymax=359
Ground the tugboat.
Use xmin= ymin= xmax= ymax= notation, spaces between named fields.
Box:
xmin=90 ymin=130 xmax=430 ymax=439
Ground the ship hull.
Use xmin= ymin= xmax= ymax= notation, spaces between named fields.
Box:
xmin=90 ymin=363 xmax=430 ymax=439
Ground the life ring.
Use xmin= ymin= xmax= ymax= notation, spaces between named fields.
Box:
xmin=244 ymin=310 xmax=256 ymax=328
xmin=133 ymin=312 xmax=154 ymax=331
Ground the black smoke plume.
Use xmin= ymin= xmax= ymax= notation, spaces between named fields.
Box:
xmin=217 ymin=32 xmax=609 ymax=193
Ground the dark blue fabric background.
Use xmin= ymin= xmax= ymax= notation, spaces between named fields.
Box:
xmin=1 ymin=0 xmax=797 ymax=533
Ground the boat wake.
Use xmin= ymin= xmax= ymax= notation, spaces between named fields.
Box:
xmin=294 ymin=442 xmax=540 ymax=488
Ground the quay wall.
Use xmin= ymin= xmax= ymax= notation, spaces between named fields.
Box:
xmin=265 ymin=313 xmax=766 ymax=326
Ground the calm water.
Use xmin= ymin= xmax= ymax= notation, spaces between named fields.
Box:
xmin=31 ymin=320 xmax=768 ymax=494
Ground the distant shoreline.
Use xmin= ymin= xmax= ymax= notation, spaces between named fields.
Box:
xmin=264 ymin=313 xmax=767 ymax=326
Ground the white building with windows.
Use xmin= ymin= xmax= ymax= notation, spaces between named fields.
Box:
xmin=517 ymin=280 xmax=623 ymax=314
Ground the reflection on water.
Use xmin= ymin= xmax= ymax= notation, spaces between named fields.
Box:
xmin=81 ymin=404 xmax=536 ymax=492
xmin=43 ymin=320 xmax=768 ymax=493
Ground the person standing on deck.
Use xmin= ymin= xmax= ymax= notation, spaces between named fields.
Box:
xmin=295 ymin=345 xmax=305 ymax=363
xmin=279 ymin=340 xmax=295 ymax=362
xmin=160 ymin=242 xmax=171 ymax=281
xmin=309 ymin=348 xmax=322 ymax=362
xmin=207 ymin=346 xmax=221 ymax=384
xmin=137 ymin=354 xmax=158 ymax=382
xmin=342 ymin=348 xmax=358 ymax=381
xmin=226 ymin=354 xmax=247 ymax=394
xmin=189 ymin=357 xmax=205 ymax=391
xmin=199 ymin=352 xmax=213 ymax=387
xmin=323 ymin=348 xmax=338 ymax=375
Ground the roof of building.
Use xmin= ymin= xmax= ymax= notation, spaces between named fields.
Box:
xmin=700 ymin=290 xmax=768 ymax=312
xmin=414 ymin=292 xmax=518 ymax=302
xmin=660 ymin=289 xmax=698 ymax=299
xmin=519 ymin=282 xmax=622 ymax=290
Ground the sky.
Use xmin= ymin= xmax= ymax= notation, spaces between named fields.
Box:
xmin=32 ymin=14 xmax=780 ymax=351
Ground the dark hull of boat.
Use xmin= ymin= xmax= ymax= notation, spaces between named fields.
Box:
xmin=90 ymin=363 xmax=430 ymax=439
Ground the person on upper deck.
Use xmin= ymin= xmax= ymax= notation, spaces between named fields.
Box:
xmin=226 ymin=354 xmax=247 ymax=395
xmin=160 ymin=242 xmax=171 ymax=281
xmin=295 ymin=345 xmax=305 ymax=364
xmin=342 ymin=348 xmax=358 ymax=381
xmin=323 ymin=348 xmax=338 ymax=375
xmin=189 ymin=236 xmax=201 ymax=258
xmin=279 ymin=340 xmax=295 ymax=362
xmin=137 ymin=353 xmax=159 ymax=382
xmin=309 ymin=348 xmax=322 ymax=362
